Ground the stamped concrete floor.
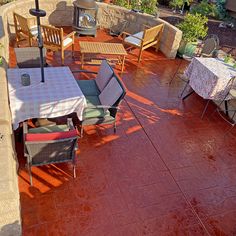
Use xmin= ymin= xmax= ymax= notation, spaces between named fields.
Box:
xmin=12 ymin=29 xmax=236 ymax=236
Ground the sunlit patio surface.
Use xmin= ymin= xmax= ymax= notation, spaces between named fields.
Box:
xmin=12 ymin=28 xmax=236 ymax=236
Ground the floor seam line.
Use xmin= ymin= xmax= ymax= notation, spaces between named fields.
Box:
xmin=124 ymin=98 xmax=211 ymax=236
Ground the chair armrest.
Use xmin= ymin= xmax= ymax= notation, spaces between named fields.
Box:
xmin=72 ymin=70 xmax=98 ymax=75
xmin=63 ymin=31 xmax=76 ymax=40
xmin=143 ymin=24 xmax=151 ymax=30
xmin=122 ymin=32 xmax=143 ymax=41
xmin=67 ymin=118 xmax=74 ymax=130
xmin=84 ymin=105 xmax=120 ymax=110
xmin=23 ymin=122 xmax=28 ymax=135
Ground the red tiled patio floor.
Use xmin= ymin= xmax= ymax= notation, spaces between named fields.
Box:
xmin=12 ymin=29 xmax=236 ymax=236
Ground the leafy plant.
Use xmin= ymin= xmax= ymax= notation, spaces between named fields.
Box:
xmin=113 ymin=0 xmax=158 ymax=15
xmin=190 ymin=0 xmax=217 ymax=17
xmin=141 ymin=0 xmax=158 ymax=15
xmin=169 ymin=0 xmax=192 ymax=10
xmin=113 ymin=0 xmax=130 ymax=8
xmin=177 ymin=13 xmax=208 ymax=42
xmin=215 ymin=0 xmax=228 ymax=20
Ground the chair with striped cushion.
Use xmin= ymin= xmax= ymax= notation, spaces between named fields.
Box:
xmin=122 ymin=24 xmax=164 ymax=62
xmin=23 ymin=118 xmax=78 ymax=185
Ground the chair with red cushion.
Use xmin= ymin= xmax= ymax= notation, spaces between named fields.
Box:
xmin=23 ymin=118 xmax=79 ymax=185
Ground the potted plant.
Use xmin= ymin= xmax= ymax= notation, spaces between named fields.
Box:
xmin=177 ymin=13 xmax=208 ymax=58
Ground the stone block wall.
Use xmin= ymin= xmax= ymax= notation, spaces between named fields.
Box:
xmin=0 ymin=3 xmax=21 ymax=236
xmin=96 ymin=3 xmax=182 ymax=58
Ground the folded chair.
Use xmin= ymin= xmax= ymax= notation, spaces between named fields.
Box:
xmin=122 ymin=24 xmax=164 ymax=62
xmin=23 ymin=118 xmax=78 ymax=185
xmin=13 ymin=12 xmax=38 ymax=47
xmin=41 ymin=25 xmax=75 ymax=65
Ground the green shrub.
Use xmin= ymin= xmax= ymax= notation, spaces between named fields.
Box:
xmin=141 ymin=0 xmax=158 ymax=15
xmin=113 ymin=0 xmax=130 ymax=8
xmin=177 ymin=13 xmax=208 ymax=42
xmin=113 ymin=0 xmax=158 ymax=15
xmin=169 ymin=0 xmax=192 ymax=10
xmin=190 ymin=0 xmax=217 ymax=17
xmin=215 ymin=0 xmax=229 ymax=20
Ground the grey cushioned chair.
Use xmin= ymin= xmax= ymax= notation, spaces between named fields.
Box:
xmin=75 ymin=60 xmax=114 ymax=96
xmin=73 ymin=64 xmax=126 ymax=136
xmin=23 ymin=118 xmax=78 ymax=185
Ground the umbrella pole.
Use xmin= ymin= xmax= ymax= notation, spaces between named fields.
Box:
xmin=29 ymin=0 xmax=46 ymax=83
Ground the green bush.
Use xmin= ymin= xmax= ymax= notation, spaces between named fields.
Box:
xmin=113 ymin=0 xmax=158 ymax=15
xmin=141 ymin=0 xmax=158 ymax=15
xmin=190 ymin=0 xmax=217 ymax=17
xmin=169 ymin=0 xmax=192 ymax=10
xmin=177 ymin=13 xmax=208 ymax=42
xmin=215 ymin=0 xmax=229 ymax=20
xmin=113 ymin=0 xmax=130 ymax=8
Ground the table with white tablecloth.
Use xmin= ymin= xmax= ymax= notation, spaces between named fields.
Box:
xmin=7 ymin=67 xmax=87 ymax=129
xmin=184 ymin=57 xmax=236 ymax=100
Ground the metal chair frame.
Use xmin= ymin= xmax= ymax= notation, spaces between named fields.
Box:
xmin=23 ymin=119 xmax=78 ymax=185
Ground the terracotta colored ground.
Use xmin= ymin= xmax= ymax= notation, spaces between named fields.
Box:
xmin=11 ymin=29 xmax=236 ymax=236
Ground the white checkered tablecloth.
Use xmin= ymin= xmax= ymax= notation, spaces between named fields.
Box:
xmin=7 ymin=67 xmax=87 ymax=129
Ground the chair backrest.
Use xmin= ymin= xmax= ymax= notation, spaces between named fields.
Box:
xmin=99 ymin=74 xmax=126 ymax=118
xmin=13 ymin=12 xmax=30 ymax=34
xmin=14 ymin=47 xmax=47 ymax=68
xmin=24 ymin=123 xmax=78 ymax=166
xmin=142 ymin=24 xmax=164 ymax=46
xmin=41 ymin=25 xmax=63 ymax=50
xmin=95 ymin=60 xmax=114 ymax=91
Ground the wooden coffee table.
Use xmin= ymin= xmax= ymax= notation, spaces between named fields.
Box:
xmin=79 ymin=41 xmax=127 ymax=72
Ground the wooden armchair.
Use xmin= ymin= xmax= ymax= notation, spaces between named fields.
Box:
xmin=122 ymin=24 xmax=164 ymax=62
xmin=13 ymin=12 xmax=38 ymax=47
xmin=41 ymin=25 xmax=75 ymax=65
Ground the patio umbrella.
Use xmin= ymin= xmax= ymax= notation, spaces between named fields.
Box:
xmin=29 ymin=0 xmax=46 ymax=83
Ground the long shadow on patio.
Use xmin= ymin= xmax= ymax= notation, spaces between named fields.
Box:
xmin=13 ymin=29 xmax=236 ymax=236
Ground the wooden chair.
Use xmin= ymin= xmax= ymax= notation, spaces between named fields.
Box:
xmin=13 ymin=12 xmax=38 ymax=47
xmin=41 ymin=25 xmax=75 ymax=65
xmin=122 ymin=24 xmax=164 ymax=62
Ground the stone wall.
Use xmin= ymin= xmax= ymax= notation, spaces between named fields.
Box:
xmin=0 ymin=3 xmax=21 ymax=236
xmin=97 ymin=3 xmax=182 ymax=58
xmin=5 ymin=0 xmax=182 ymax=58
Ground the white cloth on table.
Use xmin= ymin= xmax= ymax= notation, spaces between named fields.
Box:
xmin=184 ymin=57 xmax=236 ymax=100
xmin=7 ymin=67 xmax=87 ymax=129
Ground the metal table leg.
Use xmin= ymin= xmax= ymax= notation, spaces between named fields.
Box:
xmin=225 ymin=100 xmax=228 ymax=116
